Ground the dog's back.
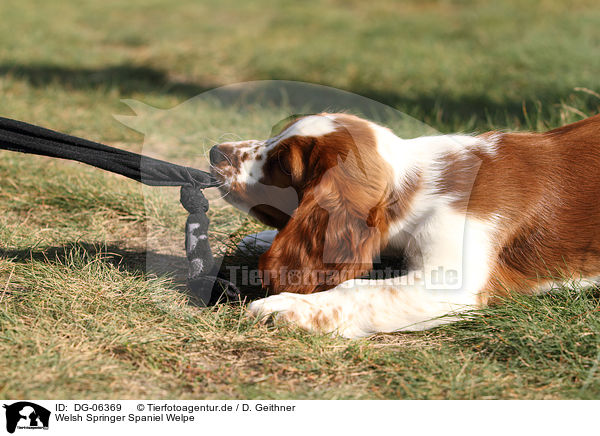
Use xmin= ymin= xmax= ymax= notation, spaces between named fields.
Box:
xmin=466 ymin=115 xmax=600 ymax=299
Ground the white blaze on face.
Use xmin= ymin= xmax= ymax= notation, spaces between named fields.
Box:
xmin=237 ymin=140 xmax=266 ymax=185
xmin=236 ymin=115 xmax=339 ymax=186
xmin=276 ymin=114 xmax=339 ymax=142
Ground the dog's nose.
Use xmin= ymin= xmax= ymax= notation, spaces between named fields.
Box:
xmin=209 ymin=145 xmax=227 ymax=165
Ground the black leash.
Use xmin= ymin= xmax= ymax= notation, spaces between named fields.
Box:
xmin=0 ymin=116 xmax=215 ymax=187
xmin=0 ymin=116 xmax=239 ymax=305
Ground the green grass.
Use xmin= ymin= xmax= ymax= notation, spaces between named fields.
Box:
xmin=1 ymin=0 xmax=600 ymax=399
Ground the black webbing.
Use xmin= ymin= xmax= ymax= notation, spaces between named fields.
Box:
xmin=0 ymin=116 xmax=217 ymax=188
xmin=0 ymin=116 xmax=239 ymax=305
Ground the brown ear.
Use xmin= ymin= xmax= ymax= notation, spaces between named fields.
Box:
xmin=287 ymin=144 xmax=306 ymax=184
xmin=258 ymin=163 xmax=384 ymax=294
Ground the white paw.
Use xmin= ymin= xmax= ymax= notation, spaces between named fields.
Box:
xmin=247 ymin=293 xmax=344 ymax=335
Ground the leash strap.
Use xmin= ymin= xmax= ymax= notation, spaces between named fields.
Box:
xmin=0 ymin=116 xmax=216 ymax=187
xmin=0 ymin=116 xmax=239 ymax=305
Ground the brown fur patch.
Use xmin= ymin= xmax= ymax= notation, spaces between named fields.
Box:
xmin=259 ymin=114 xmax=420 ymax=294
xmin=441 ymin=115 xmax=600 ymax=302
xmin=310 ymin=310 xmax=334 ymax=330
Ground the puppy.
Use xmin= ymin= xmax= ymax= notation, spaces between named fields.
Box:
xmin=210 ymin=113 xmax=600 ymax=338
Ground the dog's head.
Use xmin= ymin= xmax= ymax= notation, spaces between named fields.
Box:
xmin=210 ymin=113 xmax=410 ymax=293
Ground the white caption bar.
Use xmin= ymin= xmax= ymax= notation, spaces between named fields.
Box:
xmin=0 ymin=400 xmax=596 ymax=436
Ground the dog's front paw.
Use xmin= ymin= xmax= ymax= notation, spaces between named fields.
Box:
xmin=247 ymin=293 xmax=342 ymax=334
xmin=247 ymin=293 xmax=311 ymax=325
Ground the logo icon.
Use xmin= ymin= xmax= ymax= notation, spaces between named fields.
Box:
xmin=2 ymin=402 xmax=50 ymax=434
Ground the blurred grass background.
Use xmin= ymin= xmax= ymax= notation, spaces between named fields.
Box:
xmin=2 ymin=0 xmax=600 ymax=135
xmin=0 ymin=0 xmax=599 ymax=399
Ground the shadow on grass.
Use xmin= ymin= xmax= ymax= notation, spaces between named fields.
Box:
xmin=0 ymin=242 xmax=192 ymax=295
xmin=0 ymin=63 xmax=213 ymax=100
xmin=0 ymin=240 xmax=412 ymax=305
xmin=0 ymin=242 xmax=267 ymax=303
xmin=2 ymin=62 xmax=598 ymax=131
xmin=0 ymin=242 xmax=176 ymax=277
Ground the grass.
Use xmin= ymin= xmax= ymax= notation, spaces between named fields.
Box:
xmin=0 ymin=0 xmax=599 ymax=399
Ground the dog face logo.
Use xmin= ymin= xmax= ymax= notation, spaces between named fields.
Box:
xmin=2 ymin=402 xmax=50 ymax=434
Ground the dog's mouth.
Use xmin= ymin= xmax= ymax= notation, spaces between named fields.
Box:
xmin=210 ymin=163 xmax=245 ymax=205
xmin=210 ymin=165 xmax=230 ymax=190
xmin=209 ymin=144 xmax=238 ymax=189
xmin=209 ymin=146 xmax=297 ymax=230
xmin=210 ymin=176 xmax=294 ymax=231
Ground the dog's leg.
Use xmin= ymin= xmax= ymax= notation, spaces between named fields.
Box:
xmin=248 ymin=213 xmax=497 ymax=338
xmin=247 ymin=280 xmax=477 ymax=338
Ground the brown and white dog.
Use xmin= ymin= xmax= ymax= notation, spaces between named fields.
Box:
xmin=210 ymin=113 xmax=600 ymax=338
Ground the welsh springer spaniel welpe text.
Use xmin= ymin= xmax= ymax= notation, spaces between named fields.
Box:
xmin=209 ymin=113 xmax=600 ymax=338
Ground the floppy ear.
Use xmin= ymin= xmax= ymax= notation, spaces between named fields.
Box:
xmin=259 ymin=154 xmax=385 ymax=294
xmin=278 ymin=137 xmax=314 ymax=186
xmin=287 ymin=144 xmax=305 ymax=184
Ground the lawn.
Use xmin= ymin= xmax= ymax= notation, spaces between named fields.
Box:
xmin=0 ymin=0 xmax=599 ymax=399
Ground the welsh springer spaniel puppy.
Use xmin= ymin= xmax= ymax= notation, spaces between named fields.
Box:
xmin=210 ymin=113 xmax=600 ymax=338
